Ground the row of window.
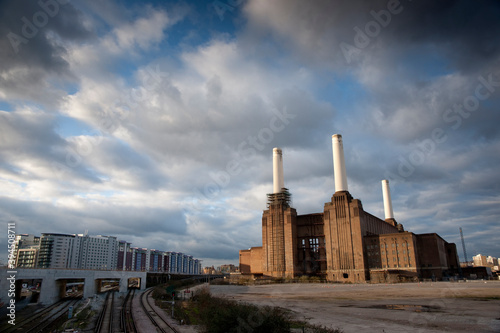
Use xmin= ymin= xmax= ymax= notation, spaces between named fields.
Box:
xmin=366 ymin=242 xmax=411 ymax=250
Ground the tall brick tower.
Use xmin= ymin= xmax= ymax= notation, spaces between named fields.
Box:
xmin=323 ymin=135 xmax=368 ymax=282
xmin=262 ymin=148 xmax=298 ymax=278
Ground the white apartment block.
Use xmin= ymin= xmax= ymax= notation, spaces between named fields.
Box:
xmin=16 ymin=232 xmax=202 ymax=274
xmin=71 ymin=234 xmax=119 ymax=270
xmin=37 ymin=233 xmax=76 ymax=269
xmin=35 ymin=233 xmax=118 ymax=270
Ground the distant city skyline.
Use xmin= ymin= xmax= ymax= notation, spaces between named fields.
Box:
xmin=1 ymin=0 xmax=500 ymax=268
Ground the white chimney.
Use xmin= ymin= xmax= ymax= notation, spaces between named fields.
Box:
xmin=381 ymin=179 xmax=394 ymax=220
xmin=332 ymin=134 xmax=348 ymax=192
xmin=273 ymin=148 xmax=284 ymax=193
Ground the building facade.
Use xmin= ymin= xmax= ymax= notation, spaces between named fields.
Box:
xmin=14 ymin=232 xmax=202 ymax=274
xmin=71 ymin=234 xmax=119 ymax=270
xmin=240 ymin=135 xmax=459 ymax=283
xmin=37 ymin=233 xmax=76 ymax=269
xmin=14 ymin=234 xmax=40 ymax=268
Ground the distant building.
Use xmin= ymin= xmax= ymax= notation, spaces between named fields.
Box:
xmin=131 ymin=248 xmax=149 ymax=271
xmin=220 ymin=264 xmax=238 ymax=273
xmin=240 ymin=135 xmax=459 ymax=283
xmin=37 ymin=233 xmax=76 ymax=269
xmin=72 ymin=233 xmax=119 ymax=270
xmin=14 ymin=234 xmax=40 ymax=251
xmin=117 ymin=240 xmax=133 ymax=270
xmin=486 ymin=256 xmax=499 ymax=267
xmin=16 ymin=248 xmax=38 ymax=268
xmin=14 ymin=231 xmax=202 ymax=273
xmin=204 ymin=266 xmax=216 ymax=275
xmin=14 ymin=234 xmax=40 ymax=268
xmin=473 ymin=254 xmax=499 ymax=271
xmin=473 ymin=254 xmax=488 ymax=267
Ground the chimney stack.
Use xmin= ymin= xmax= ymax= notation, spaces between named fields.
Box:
xmin=381 ymin=179 xmax=394 ymax=220
xmin=273 ymin=148 xmax=284 ymax=193
xmin=332 ymin=134 xmax=348 ymax=192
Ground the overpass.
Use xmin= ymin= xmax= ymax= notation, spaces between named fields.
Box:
xmin=0 ymin=268 xmax=225 ymax=306
xmin=146 ymin=272 xmax=225 ymax=286
xmin=0 ymin=268 xmax=146 ymax=305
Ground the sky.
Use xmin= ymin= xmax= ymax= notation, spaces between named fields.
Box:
xmin=1 ymin=0 xmax=499 ymax=268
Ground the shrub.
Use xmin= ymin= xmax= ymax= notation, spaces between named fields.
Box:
xmin=190 ymin=289 xmax=291 ymax=333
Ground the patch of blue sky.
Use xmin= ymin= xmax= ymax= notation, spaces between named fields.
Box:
xmin=314 ymin=73 xmax=370 ymax=114
xmin=55 ymin=115 xmax=98 ymax=138
xmin=166 ymin=2 xmax=242 ymax=49
xmin=0 ymin=101 xmax=13 ymax=112
xmin=397 ymin=45 xmax=453 ymax=81
xmin=75 ymin=190 xmax=117 ymax=198
xmin=46 ymin=78 xmax=79 ymax=96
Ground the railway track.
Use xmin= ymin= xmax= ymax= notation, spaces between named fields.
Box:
xmin=139 ymin=288 xmax=179 ymax=333
xmin=121 ymin=289 xmax=138 ymax=333
xmin=24 ymin=299 xmax=79 ymax=333
xmin=2 ymin=299 xmax=77 ymax=333
xmin=95 ymin=291 xmax=115 ymax=333
xmin=1 ymin=299 xmax=63 ymax=333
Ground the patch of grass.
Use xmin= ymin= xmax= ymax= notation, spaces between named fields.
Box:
xmin=170 ymin=288 xmax=343 ymax=333
xmin=290 ymin=320 xmax=343 ymax=332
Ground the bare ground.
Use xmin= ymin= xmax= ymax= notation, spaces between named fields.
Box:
xmin=209 ymin=280 xmax=500 ymax=333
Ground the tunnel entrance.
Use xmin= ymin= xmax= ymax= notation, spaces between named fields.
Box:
xmin=128 ymin=277 xmax=141 ymax=289
xmin=96 ymin=279 xmax=120 ymax=293
xmin=57 ymin=279 xmax=84 ymax=299
xmin=15 ymin=279 xmax=42 ymax=304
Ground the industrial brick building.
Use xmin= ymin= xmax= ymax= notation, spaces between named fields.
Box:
xmin=240 ymin=135 xmax=459 ymax=283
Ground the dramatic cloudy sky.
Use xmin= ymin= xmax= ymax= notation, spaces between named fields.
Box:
xmin=1 ymin=0 xmax=499 ymax=267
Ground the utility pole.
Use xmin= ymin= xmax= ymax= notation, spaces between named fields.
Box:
xmin=460 ymin=227 xmax=468 ymax=266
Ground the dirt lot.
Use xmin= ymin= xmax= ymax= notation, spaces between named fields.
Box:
xmin=210 ymin=281 xmax=500 ymax=332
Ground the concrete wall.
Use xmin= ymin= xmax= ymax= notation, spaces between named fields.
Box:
xmin=0 ymin=268 xmax=146 ymax=306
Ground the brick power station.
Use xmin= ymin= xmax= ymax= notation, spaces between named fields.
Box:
xmin=239 ymin=134 xmax=460 ymax=283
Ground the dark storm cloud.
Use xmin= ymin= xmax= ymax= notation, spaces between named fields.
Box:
xmin=245 ymin=0 xmax=500 ymax=70
xmin=0 ymin=195 xmax=188 ymax=236
xmin=390 ymin=0 xmax=500 ymax=72
xmin=0 ymin=195 xmax=188 ymax=260
xmin=0 ymin=0 xmax=93 ymax=106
